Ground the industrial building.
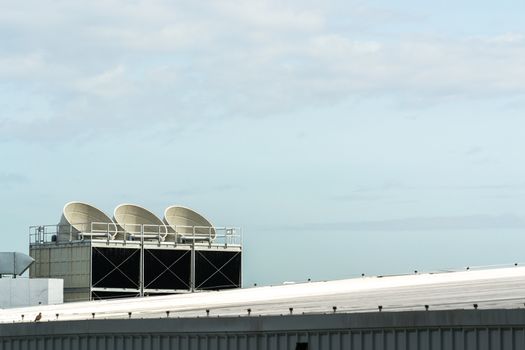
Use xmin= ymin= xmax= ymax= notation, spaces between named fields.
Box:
xmin=3 ymin=201 xmax=525 ymax=349
xmin=29 ymin=202 xmax=242 ymax=301
xmin=2 ymin=265 xmax=525 ymax=349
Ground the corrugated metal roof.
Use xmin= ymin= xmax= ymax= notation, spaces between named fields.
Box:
xmin=2 ymin=265 xmax=525 ymax=323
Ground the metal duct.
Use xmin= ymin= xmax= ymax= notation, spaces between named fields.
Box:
xmin=113 ymin=204 xmax=168 ymax=241
xmin=58 ymin=201 xmax=117 ymax=241
xmin=163 ymin=205 xmax=216 ymax=242
xmin=0 ymin=252 xmax=34 ymax=276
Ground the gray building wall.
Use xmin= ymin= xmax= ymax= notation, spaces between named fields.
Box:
xmin=30 ymin=243 xmax=91 ymax=302
xmin=2 ymin=309 xmax=525 ymax=349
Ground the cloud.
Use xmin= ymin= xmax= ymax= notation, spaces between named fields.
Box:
xmin=212 ymin=1 xmax=324 ymax=31
xmin=1 ymin=1 xmax=525 ymax=141
xmin=0 ymin=53 xmax=47 ymax=79
xmin=74 ymin=65 xmax=135 ymax=98
xmin=476 ymin=32 xmax=525 ymax=45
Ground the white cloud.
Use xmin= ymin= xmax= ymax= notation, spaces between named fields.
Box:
xmin=74 ymin=65 xmax=135 ymax=98
xmin=0 ymin=53 xmax=46 ymax=79
xmin=477 ymin=32 xmax=525 ymax=45
xmin=211 ymin=0 xmax=324 ymax=31
xmin=1 ymin=1 xmax=525 ymax=140
xmin=309 ymin=35 xmax=382 ymax=56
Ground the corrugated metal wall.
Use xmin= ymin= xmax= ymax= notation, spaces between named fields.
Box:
xmin=2 ymin=310 xmax=525 ymax=349
xmin=0 ymin=328 xmax=525 ymax=350
xmin=2 ymin=328 xmax=525 ymax=350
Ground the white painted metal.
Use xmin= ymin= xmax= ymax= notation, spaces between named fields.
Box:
xmin=58 ymin=201 xmax=116 ymax=241
xmin=164 ymin=205 xmax=216 ymax=242
xmin=4 ymin=265 xmax=525 ymax=323
xmin=30 ymin=225 xmax=241 ymax=246
xmin=113 ymin=204 xmax=168 ymax=241
xmin=0 ymin=278 xmax=63 ymax=309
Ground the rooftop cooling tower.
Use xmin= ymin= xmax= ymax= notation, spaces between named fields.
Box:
xmin=163 ymin=205 xmax=216 ymax=242
xmin=113 ymin=204 xmax=168 ymax=241
xmin=58 ymin=201 xmax=117 ymax=241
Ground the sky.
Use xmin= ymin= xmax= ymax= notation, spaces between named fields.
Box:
xmin=1 ymin=0 xmax=525 ymax=286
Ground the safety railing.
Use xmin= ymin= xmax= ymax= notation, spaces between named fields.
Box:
xmin=29 ymin=223 xmax=242 ymax=246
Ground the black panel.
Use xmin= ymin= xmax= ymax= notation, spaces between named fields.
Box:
xmin=195 ymin=251 xmax=241 ymax=290
xmin=92 ymin=248 xmax=140 ymax=289
xmin=144 ymin=249 xmax=191 ymax=290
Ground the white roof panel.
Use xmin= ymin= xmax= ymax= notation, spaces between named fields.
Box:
xmin=2 ymin=265 xmax=525 ymax=323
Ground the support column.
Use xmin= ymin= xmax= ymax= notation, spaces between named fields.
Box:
xmin=140 ymin=224 xmax=144 ymax=297
xmin=190 ymin=243 xmax=196 ymax=292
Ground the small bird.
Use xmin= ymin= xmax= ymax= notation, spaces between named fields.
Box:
xmin=34 ymin=313 xmax=42 ymax=322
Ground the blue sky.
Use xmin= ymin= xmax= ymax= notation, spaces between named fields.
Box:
xmin=1 ymin=1 xmax=525 ymax=285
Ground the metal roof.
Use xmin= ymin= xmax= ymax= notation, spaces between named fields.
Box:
xmin=2 ymin=265 xmax=525 ymax=323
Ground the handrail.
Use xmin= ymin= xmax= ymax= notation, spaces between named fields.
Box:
xmin=29 ymin=223 xmax=242 ymax=246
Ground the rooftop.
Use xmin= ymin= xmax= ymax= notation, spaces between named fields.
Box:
xmin=2 ymin=265 xmax=525 ymax=323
